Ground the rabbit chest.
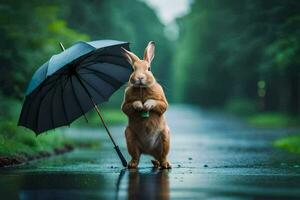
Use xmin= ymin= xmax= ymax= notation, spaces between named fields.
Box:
xmin=133 ymin=125 xmax=162 ymax=154
xmin=139 ymin=129 xmax=161 ymax=152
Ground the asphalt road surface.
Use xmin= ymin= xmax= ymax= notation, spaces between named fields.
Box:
xmin=1 ymin=105 xmax=300 ymax=200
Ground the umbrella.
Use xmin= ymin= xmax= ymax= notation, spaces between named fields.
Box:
xmin=18 ymin=40 xmax=131 ymax=167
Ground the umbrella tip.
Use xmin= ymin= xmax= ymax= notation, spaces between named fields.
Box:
xmin=59 ymin=42 xmax=65 ymax=51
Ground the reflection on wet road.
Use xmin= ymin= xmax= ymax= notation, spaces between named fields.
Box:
xmin=1 ymin=105 xmax=300 ymax=199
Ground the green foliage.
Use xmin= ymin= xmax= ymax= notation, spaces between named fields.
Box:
xmin=225 ymin=98 xmax=256 ymax=116
xmin=0 ymin=2 xmax=89 ymax=98
xmin=74 ymin=107 xmax=127 ymax=127
xmin=247 ymin=112 xmax=300 ymax=128
xmin=0 ymin=94 xmax=22 ymax=121
xmin=274 ymin=134 xmax=300 ymax=154
xmin=0 ymin=120 xmax=66 ymax=156
xmin=173 ymin=0 xmax=300 ymax=114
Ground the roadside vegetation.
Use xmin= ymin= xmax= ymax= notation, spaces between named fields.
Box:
xmin=74 ymin=107 xmax=127 ymax=128
xmin=224 ymin=98 xmax=300 ymax=128
xmin=274 ymin=134 xmax=300 ymax=154
xmin=247 ymin=113 xmax=300 ymax=128
xmin=0 ymin=97 xmax=100 ymax=162
xmin=0 ymin=121 xmax=67 ymax=157
xmin=225 ymin=98 xmax=300 ymax=153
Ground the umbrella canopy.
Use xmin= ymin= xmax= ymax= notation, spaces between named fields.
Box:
xmin=18 ymin=40 xmax=131 ymax=167
xmin=18 ymin=40 xmax=131 ymax=134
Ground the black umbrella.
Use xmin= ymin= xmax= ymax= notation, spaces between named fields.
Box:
xmin=18 ymin=40 xmax=131 ymax=167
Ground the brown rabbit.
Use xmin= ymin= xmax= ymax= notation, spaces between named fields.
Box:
xmin=121 ymin=41 xmax=171 ymax=169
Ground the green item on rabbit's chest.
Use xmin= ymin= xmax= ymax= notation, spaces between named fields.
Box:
xmin=140 ymin=110 xmax=150 ymax=118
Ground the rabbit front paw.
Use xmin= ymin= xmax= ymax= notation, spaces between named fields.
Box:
xmin=132 ymin=101 xmax=143 ymax=111
xmin=144 ymin=99 xmax=156 ymax=111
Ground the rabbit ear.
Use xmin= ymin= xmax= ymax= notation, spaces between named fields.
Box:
xmin=143 ymin=41 xmax=155 ymax=64
xmin=121 ymin=47 xmax=139 ymax=66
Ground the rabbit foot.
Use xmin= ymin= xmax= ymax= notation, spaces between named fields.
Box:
xmin=160 ymin=161 xmax=172 ymax=169
xmin=151 ymin=159 xmax=160 ymax=168
xmin=128 ymin=159 xmax=139 ymax=169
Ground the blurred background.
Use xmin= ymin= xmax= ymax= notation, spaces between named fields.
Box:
xmin=0 ymin=0 xmax=299 ymax=157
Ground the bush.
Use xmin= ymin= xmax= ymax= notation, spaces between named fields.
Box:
xmin=274 ymin=134 xmax=300 ymax=153
xmin=0 ymin=120 xmax=66 ymax=156
xmin=225 ymin=97 xmax=257 ymax=116
xmin=247 ymin=112 xmax=300 ymax=128
xmin=0 ymin=95 xmax=22 ymax=121
xmin=74 ymin=107 xmax=127 ymax=127
xmin=0 ymin=95 xmax=102 ymax=157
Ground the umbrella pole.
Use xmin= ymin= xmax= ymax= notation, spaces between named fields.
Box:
xmin=91 ymin=98 xmax=128 ymax=167
xmin=73 ymin=72 xmax=127 ymax=167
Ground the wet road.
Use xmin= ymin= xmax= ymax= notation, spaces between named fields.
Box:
xmin=1 ymin=105 xmax=300 ymax=199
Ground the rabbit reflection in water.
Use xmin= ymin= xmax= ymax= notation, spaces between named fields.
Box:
xmin=121 ymin=41 xmax=171 ymax=169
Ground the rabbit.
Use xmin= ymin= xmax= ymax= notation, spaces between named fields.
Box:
xmin=121 ymin=41 xmax=171 ymax=169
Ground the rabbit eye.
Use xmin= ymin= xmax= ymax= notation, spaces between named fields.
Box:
xmin=148 ymin=67 xmax=151 ymax=71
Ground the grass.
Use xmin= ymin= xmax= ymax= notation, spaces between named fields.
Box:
xmin=224 ymin=97 xmax=300 ymax=128
xmin=0 ymin=121 xmax=68 ymax=156
xmin=0 ymin=121 xmax=101 ymax=157
xmin=247 ymin=112 xmax=300 ymax=128
xmin=225 ymin=97 xmax=256 ymax=116
xmin=74 ymin=107 xmax=127 ymax=127
xmin=273 ymin=134 xmax=300 ymax=154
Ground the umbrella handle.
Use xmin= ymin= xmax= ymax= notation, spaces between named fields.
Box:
xmin=114 ymin=145 xmax=128 ymax=167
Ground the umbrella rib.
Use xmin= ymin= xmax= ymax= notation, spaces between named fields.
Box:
xmin=80 ymin=68 xmax=122 ymax=89
xmin=34 ymin=81 xmax=59 ymax=132
xmin=60 ymin=76 xmax=70 ymax=125
xmin=49 ymin=76 xmax=63 ymax=129
xmin=27 ymin=72 xmax=64 ymax=95
xmin=78 ymin=74 xmax=107 ymax=100
xmin=71 ymin=51 xmax=97 ymax=71
xmin=35 ymin=74 xmax=68 ymax=132
xmin=37 ymin=72 xmax=65 ymax=88
xmin=79 ymin=55 xmax=129 ymax=69
xmin=24 ymin=85 xmax=43 ymax=125
xmin=70 ymin=76 xmax=88 ymax=123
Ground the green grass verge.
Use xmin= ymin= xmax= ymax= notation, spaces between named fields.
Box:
xmin=0 ymin=121 xmax=100 ymax=157
xmin=0 ymin=121 xmax=68 ymax=156
xmin=273 ymin=134 xmax=300 ymax=153
xmin=74 ymin=107 xmax=127 ymax=127
xmin=225 ymin=98 xmax=256 ymax=116
xmin=0 ymin=96 xmax=108 ymax=158
xmin=247 ymin=112 xmax=300 ymax=128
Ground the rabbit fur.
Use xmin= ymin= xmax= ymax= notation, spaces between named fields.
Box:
xmin=121 ymin=41 xmax=171 ymax=169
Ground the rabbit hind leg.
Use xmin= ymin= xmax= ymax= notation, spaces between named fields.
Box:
xmin=125 ymin=127 xmax=141 ymax=168
xmin=159 ymin=127 xmax=172 ymax=169
xmin=151 ymin=159 xmax=160 ymax=168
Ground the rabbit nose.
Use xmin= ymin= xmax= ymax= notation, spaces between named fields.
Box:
xmin=135 ymin=76 xmax=145 ymax=82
